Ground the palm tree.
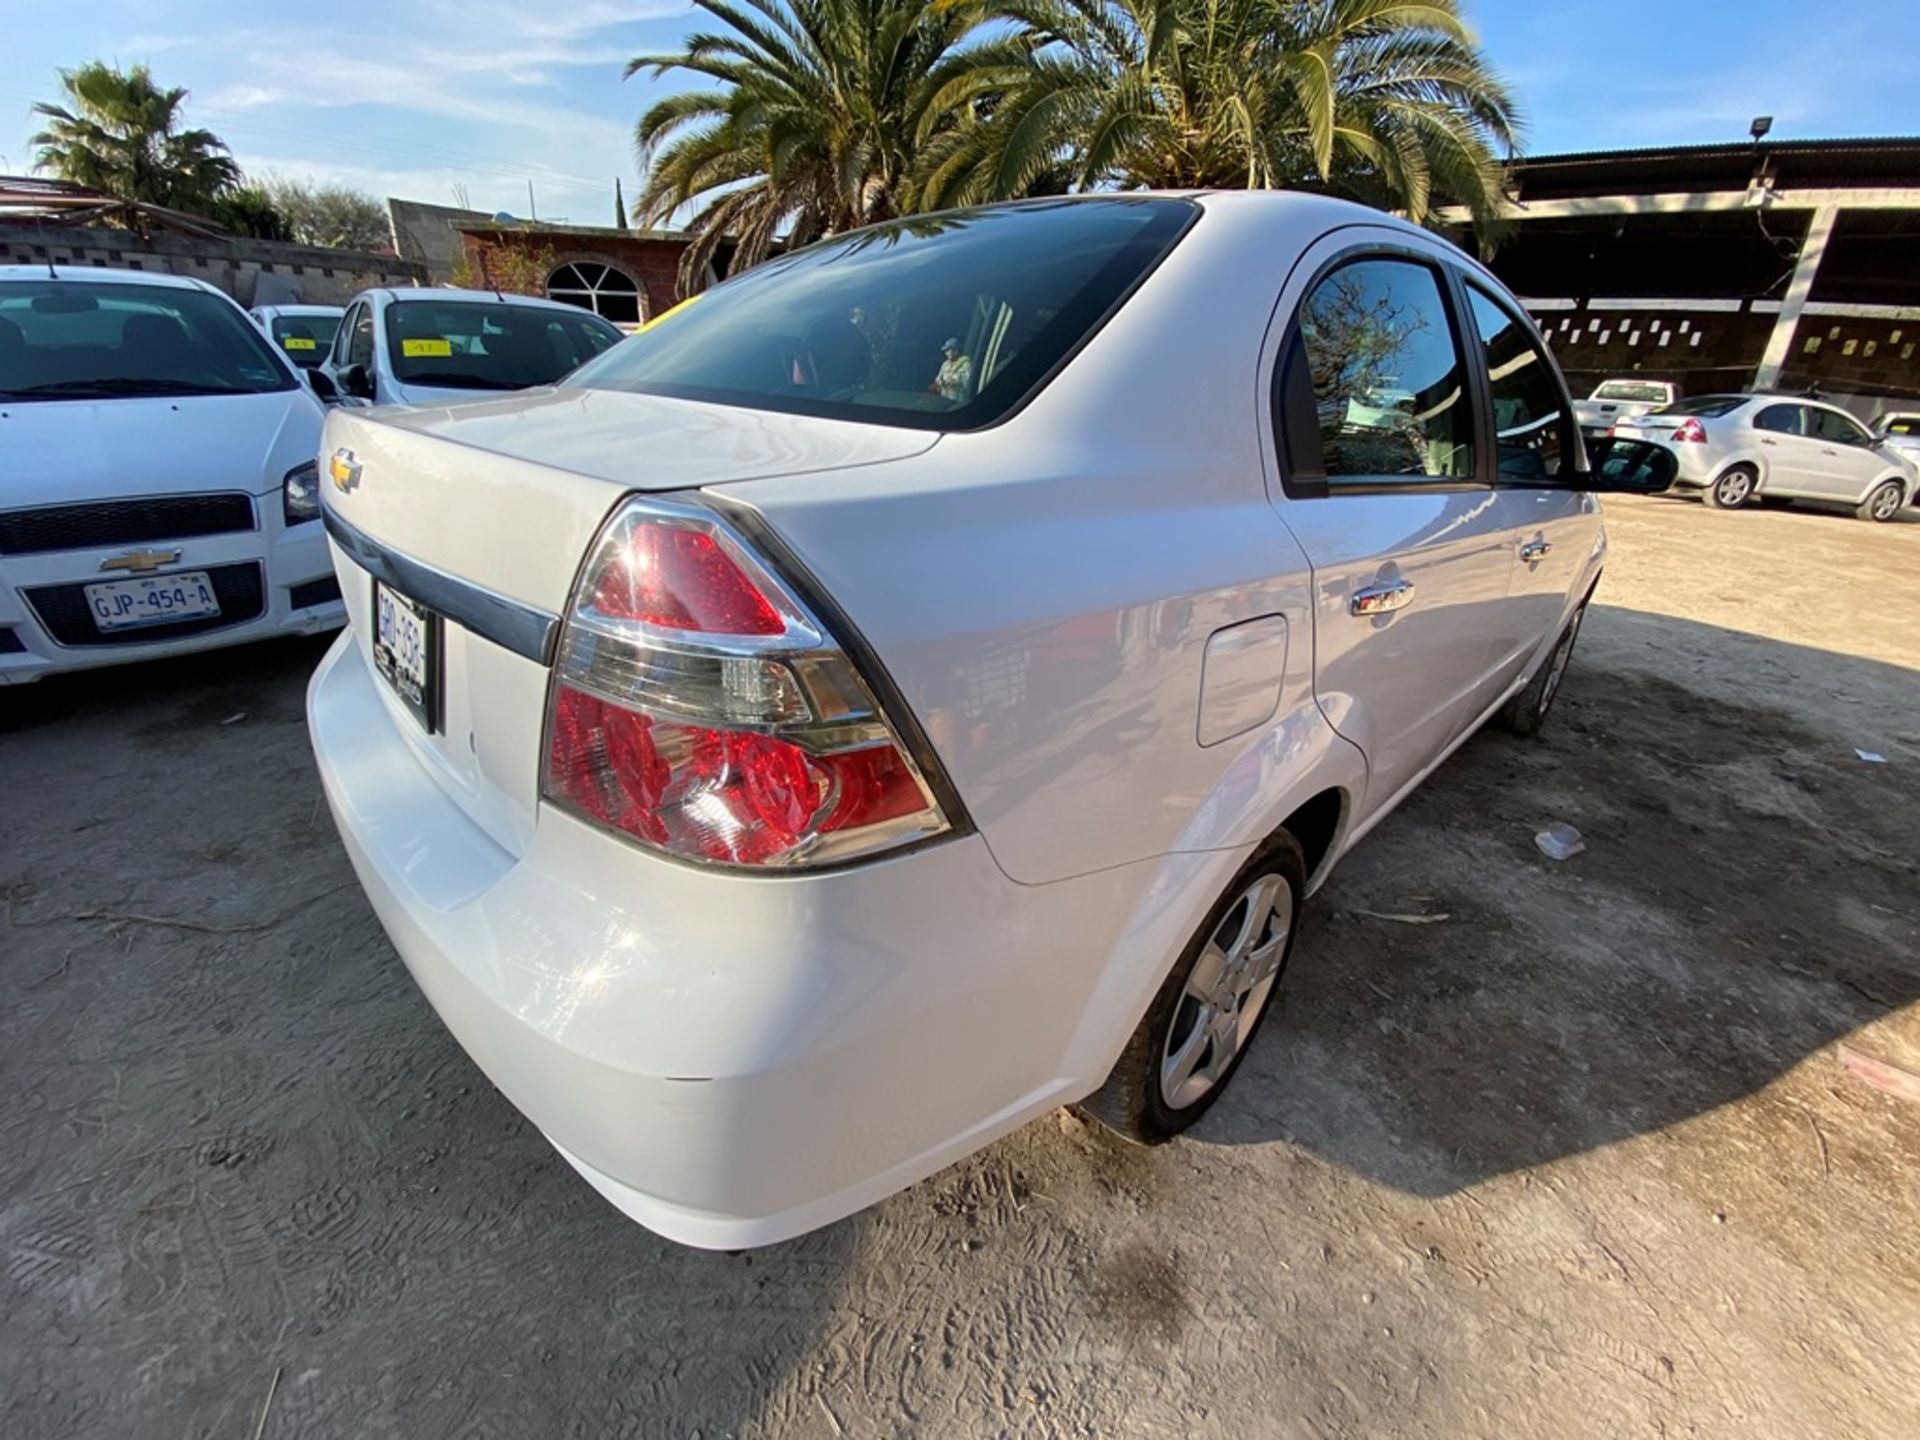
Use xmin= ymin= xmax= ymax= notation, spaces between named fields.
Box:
xmin=626 ymin=0 xmax=991 ymax=289
xmin=31 ymin=62 xmax=241 ymax=216
xmin=924 ymin=0 xmax=1520 ymax=227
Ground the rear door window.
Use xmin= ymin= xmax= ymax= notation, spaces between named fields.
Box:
xmin=1291 ymin=257 xmax=1475 ymax=484
xmin=1754 ymin=403 xmax=1806 ymax=436
xmin=1465 ymin=285 xmax=1571 ymax=480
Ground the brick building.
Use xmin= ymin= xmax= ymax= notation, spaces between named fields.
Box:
xmin=452 ymin=221 xmax=726 ymax=326
xmin=1449 ymin=136 xmax=1920 ymax=419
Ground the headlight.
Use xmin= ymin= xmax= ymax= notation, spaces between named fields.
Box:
xmin=283 ymin=460 xmax=320 ymax=525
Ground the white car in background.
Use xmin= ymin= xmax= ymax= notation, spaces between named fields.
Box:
xmin=307 ymin=193 xmax=1673 ymax=1248
xmin=249 ymin=303 xmax=344 ymax=370
xmin=1613 ymin=393 xmax=1915 ymax=519
xmin=1871 ymin=411 xmax=1920 ymax=488
xmin=314 ymin=288 xmax=623 ymax=408
xmin=1572 ymin=377 xmax=1677 ymax=438
xmin=0 ymin=267 xmax=341 ymax=683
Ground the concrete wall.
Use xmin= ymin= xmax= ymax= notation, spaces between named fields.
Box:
xmin=0 ymin=223 xmax=426 ymax=305
xmin=388 ymin=199 xmax=491 ymax=285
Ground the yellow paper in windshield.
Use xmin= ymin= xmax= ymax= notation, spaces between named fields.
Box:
xmin=402 ymin=338 xmax=453 ymax=358
xmin=638 ymin=294 xmax=701 ymax=333
xmin=281 ymin=336 xmax=317 ymax=351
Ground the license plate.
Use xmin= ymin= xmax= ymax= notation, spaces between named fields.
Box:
xmin=372 ymin=580 xmax=440 ymax=732
xmin=85 ymin=571 xmax=220 ymax=631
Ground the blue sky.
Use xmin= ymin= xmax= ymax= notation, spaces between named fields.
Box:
xmin=2 ymin=0 xmax=1915 ymax=225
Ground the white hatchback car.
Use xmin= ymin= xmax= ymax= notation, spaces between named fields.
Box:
xmin=314 ymin=287 xmax=623 ymax=409
xmin=0 ymin=267 xmax=342 ymax=683
xmin=307 ymin=194 xmax=1672 ymax=1248
xmin=1613 ymin=393 xmax=1915 ymax=520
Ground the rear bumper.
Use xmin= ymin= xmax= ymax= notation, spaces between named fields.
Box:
xmin=307 ymin=629 xmax=1223 ymax=1247
xmin=0 ymin=515 xmax=342 ymax=683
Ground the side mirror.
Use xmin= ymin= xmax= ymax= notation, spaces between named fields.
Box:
xmin=1576 ymin=437 xmax=1678 ymax=494
xmin=307 ymin=368 xmax=339 ymax=402
xmin=341 ymin=364 xmax=375 ymax=402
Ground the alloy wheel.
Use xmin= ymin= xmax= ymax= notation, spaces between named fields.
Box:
xmin=1716 ymin=471 xmax=1753 ymax=506
xmin=1871 ymin=484 xmax=1902 ymax=521
xmin=1159 ymin=873 xmax=1293 ymax=1110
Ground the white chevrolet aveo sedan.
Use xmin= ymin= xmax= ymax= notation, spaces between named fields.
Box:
xmin=308 ymin=193 xmax=1672 ymax=1247
xmin=0 ymin=267 xmax=342 ymax=682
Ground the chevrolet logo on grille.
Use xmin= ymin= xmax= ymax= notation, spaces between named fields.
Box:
xmin=99 ymin=547 xmax=182 ymax=574
xmin=329 ymin=448 xmax=362 ymax=494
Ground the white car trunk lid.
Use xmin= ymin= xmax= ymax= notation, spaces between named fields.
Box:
xmin=318 ymin=388 xmax=938 ymax=856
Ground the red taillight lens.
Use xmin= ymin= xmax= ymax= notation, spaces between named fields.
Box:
xmin=1672 ymin=417 xmax=1706 ymax=443
xmin=589 ymin=522 xmax=784 ymax=635
xmin=542 ymin=499 xmax=951 ymax=869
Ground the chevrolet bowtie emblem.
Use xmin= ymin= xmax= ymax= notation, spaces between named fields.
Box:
xmin=329 ymin=448 xmax=362 ymax=494
xmin=99 ymin=547 xmax=182 ymax=574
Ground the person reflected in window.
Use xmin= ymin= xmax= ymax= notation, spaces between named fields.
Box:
xmin=931 ymin=337 xmax=972 ymax=403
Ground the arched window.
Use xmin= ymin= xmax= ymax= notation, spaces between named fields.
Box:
xmin=547 ymin=262 xmax=642 ymax=325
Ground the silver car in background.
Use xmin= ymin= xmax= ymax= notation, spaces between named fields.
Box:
xmin=1872 ymin=411 xmax=1920 ymax=486
xmin=1614 ymin=393 xmax=1915 ymax=520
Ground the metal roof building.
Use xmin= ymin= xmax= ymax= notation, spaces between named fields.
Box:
xmin=1450 ymin=137 xmax=1920 ymax=416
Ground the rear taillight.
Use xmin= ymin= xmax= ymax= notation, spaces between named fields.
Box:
xmin=541 ymin=498 xmax=951 ymax=869
xmin=1672 ymin=417 xmax=1707 ymax=443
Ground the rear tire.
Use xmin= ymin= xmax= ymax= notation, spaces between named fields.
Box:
xmin=1076 ymin=832 xmax=1306 ymax=1144
xmin=1499 ymin=602 xmax=1585 ymax=737
xmin=1858 ymin=480 xmax=1905 ymax=522
xmin=1706 ymin=466 xmax=1756 ymax=509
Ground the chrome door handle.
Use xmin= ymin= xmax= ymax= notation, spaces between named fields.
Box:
xmin=1519 ymin=539 xmax=1552 ymax=562
xmin=1351 ymin=580 xmax=1415 ymax=617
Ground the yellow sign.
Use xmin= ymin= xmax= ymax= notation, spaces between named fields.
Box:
xmin=638 ymin=294 xmax=701 ymax=333
xmin=401 ymin=338 xmax=453 ymax=358
xmin=281 ymin=336 xmax=317 ymax=351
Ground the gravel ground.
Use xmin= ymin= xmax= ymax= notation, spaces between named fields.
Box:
xmin=4 ymin=495 xmax=1918 ymax=1438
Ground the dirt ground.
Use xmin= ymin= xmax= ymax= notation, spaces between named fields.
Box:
xmin=4 ymin=494 xmax=1918 ymax=1439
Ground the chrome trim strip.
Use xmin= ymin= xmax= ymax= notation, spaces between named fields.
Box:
xmin=322 ymin=505 xmax=558 ymax=665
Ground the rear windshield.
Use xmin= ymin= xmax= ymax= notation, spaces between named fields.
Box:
xmin=384 ymin=300 xmax=622 ymax=390
xmin=1881 ymin=414 xmax=1920 ymax=437
xmin=270 ymin=312 xmax=340 ymax=367
xmin=0 ymin=280 xmax=295 ymax=401
xmin=1592 ymin=380 xmax=1670 ymax=402
xmin=562 ymin=198 xmax=1197 ymax=430
xmin=1657 ymin=395 xmax=1747 ymax=418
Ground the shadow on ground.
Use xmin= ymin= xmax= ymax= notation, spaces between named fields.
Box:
xmin=1199 ymin=607 xmax=1920 ymax=1196
xmin=1 ymin=636 xmax=861 ymax=1440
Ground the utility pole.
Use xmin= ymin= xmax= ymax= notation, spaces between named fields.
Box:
xmin=527 ymin=180 xmax=537 ymax=222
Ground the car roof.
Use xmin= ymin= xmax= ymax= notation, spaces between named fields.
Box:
xmin=368 ymin=287 xmax=593 ymax=312
xmin=0 ymin=264 xmax=221 ymax=295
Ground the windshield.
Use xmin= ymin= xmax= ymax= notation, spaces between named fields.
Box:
xmin=1656 ymin=395 xmax=1747 ymax=418
xmin=0 ymin=280 xmax=295 ymax=401
xmin=1592 ymin=380 xmax=1670 ymax=402
xmin=270 ymin=312 xmax=340 ymax=368
xmin=384 ymin=300 xmax=622 ymax=390
xmin=1880 ymin=414 xmax=1920 ymax=437
xmin=562 ymin=198 xmax=1196 ymax=430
